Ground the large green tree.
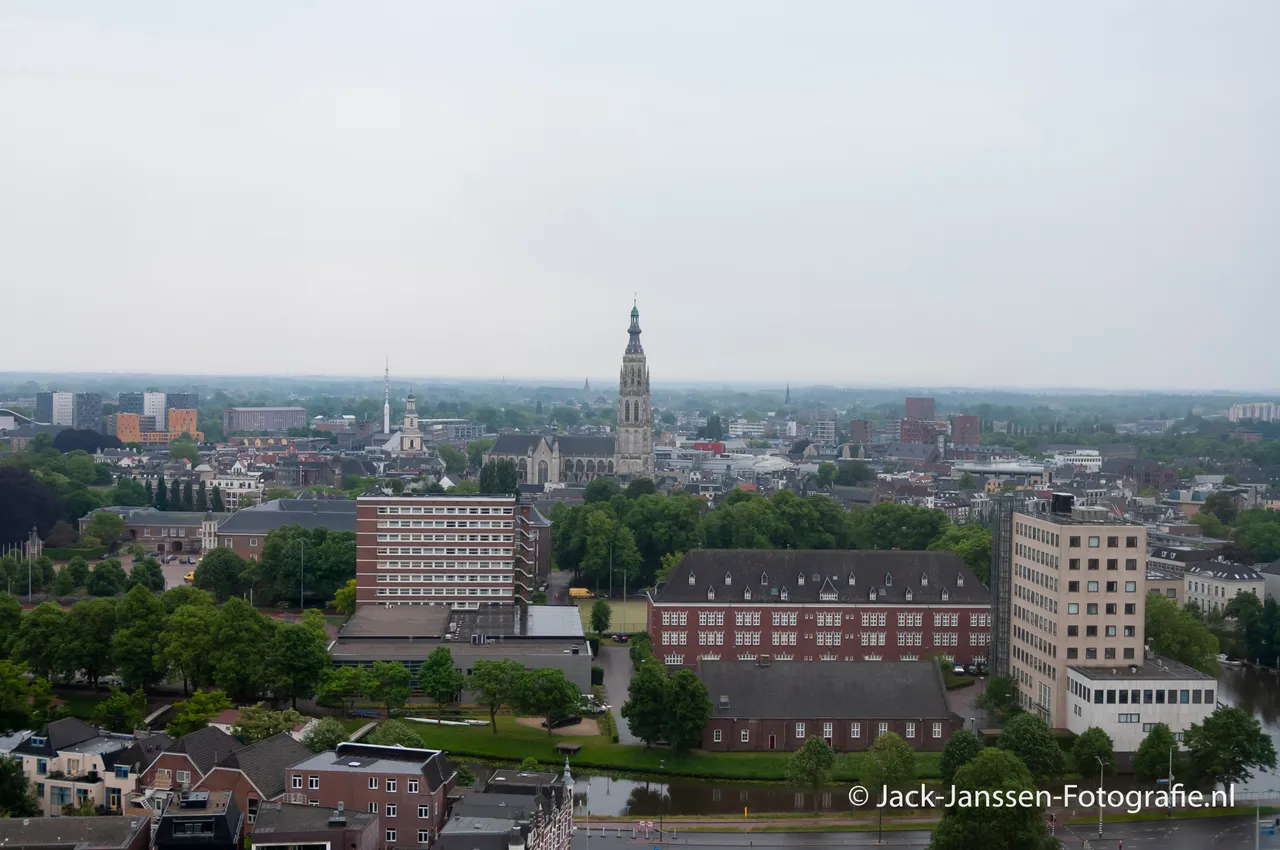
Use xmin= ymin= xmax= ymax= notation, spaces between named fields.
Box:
xmin=63 ymin=597 xmax=118 ymax=689
xmin=367 ymin=719 xmax=422 ymax=748
xmin=0 ymin=754 xmax=40 ymax=817
xmin=128 ymin=558 xmax=166 ymax=593
xmin=248 ymin=525 xmax=355 ymax=608
xmin=194 ymin=548 xmax=248 ymax=603
xmin=210 ymin=597 xmax=276 ymax=701
xmin=87 ymin=559 xmax=128 ymax=597
xmin=621 ymin=659 xmax=669 ymax=747
xmin=419 ymin=647 xmax=464 ymax=719
xmin=929 ymin=748 xmax=1056 ymax=850
xmin=166 ymin=689 xmax=233 ymax=737
xmin=1144 ymin=593 xmax=1219 ymax=674
xmin=997 ymin=713 xmax=1064 ymax=779
xmin=515 ymin=668 xmax=581 ymax=736
xmin=233 ymin=703 xmax=305 ymax=743
xmin=479 ymin=459 xmax=520 ymax=496
xmin=1072 ymin=726 xmax=1116 ymax=777
xmin=666 ymin=669 xmax=712 ymax=752
xmin=92 ymin=688 xmax=147 ymax=733
xmin=975 ymin=676 xmax=1021 ymax=726
xmin=468 ymin=659 xmax=525 ymax=733
xmin=927 ymin=525 xmax=993 ymax=585
xmin=850 ymin=502 xmax=952 ymax=550
xmin=302 ymin=717 xmax=350 ymax=753
xmin=156 ymin=602 xmax=217 ymax=695
xmin=268 ymin=621 xmax=332 ymax=709
xmin=1185 ymin=705 xmax=1277 ymax=789
xmin=113 ymin=585 xmax=167 ymax=690
xmin=364 ymin=661 xmax=413 ymax=715
xmin=866 ymin=730 xmax=916 ymax=808
xmin=319 ymin=666 xmax=369 ymax=719
xmin=1133 ymin=722 xmax=1182 ymax=783
xmin=83 ymin=512 xmax=126 ymax=548
xmin=785 ymin=736 xmax=835 ymax=802
xmin=940 ymin=729 xmax=983 ymax=785
xmin=12 ymin=602 xmax=68 ymax=680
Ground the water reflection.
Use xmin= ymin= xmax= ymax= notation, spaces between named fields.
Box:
xmin=505 ymin=669 xmax=1280 ymax=815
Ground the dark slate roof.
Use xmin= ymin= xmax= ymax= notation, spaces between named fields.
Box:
xmin=1186 ymin=561 xmax=1263 ymax=582
xmin=252 ymin=803 xmax=377 ymax=835
xmin=554 ymin=435 xmax=615 ymax=457
xmin=0 ymin=815 xmax=149 ymax=848
xmin=489 ymin=435 xmax=546 ymax=455
xmin=15 ymin=718 xmax=99 ymax=756
xmin=452 ymin=792 xmax=545 ymax=821
xmin=883 ymin=443 xmax=940 ymax=461
xmin=216 ymin=501 xmax=356 ymax=534
xmin=166 ymin=726 xmax=245 ymax=775
xmin=654 ymin=549 xmax=987 ymax=605
xmin=1148 ymin=547 xmax=1219 ymax=565
xmin=115 ymin=732 xmax=173 ymax=771
xmin=218 ymin=733 xmax=312 ymax=799
xmin=699 ymin=660 xmax=952 ymax=720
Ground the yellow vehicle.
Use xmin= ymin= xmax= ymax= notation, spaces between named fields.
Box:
xmin=183 ymin=571 xmax=195 ymax=582
xmin=569 ymin=587 xmax=595 ymax=599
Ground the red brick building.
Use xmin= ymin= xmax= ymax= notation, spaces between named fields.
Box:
xmin=647 ymin=550 xmax=991 ymax=667
xmin=848 ymin=419 xmax=871 ymax=445
xmin=286 ymin=743 xmax=456 ymax=847
xmin=951 ymin=415 xmax=980 ymax=448
xmin=899 ymin=419 xmax=939 ymax=445
xmin=356 ymin=495 xmax=550 ymax=608
xmin=699 ymin=659 xmax=960 ymax=752
xmin=904 ymin=397 xmax=935 ymax=422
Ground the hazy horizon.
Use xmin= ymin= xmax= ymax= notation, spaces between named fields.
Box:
xmin=2 ymin=2 xmax=1276 ymax=389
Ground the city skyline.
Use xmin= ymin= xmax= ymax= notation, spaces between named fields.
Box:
xmin=2 ymin=2 xmax=1276 ymax=388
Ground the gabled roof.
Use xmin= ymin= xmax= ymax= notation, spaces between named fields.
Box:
xmin=699 ymin=660 xmax=952 ymax=720
xmin=1187 ymin=561 xmax=1263 ymax=583
xmin=554 ymin=436 xmax=615 ymax=457
xmin=653 ymin=549 xmax=987 ymax=605
xmin=213 ymin=732 xmax=311 ymax=800
xmin=14 ymin=718 xmax=100 ymax=755
xmin=164 ymin=726 xmax=245 ymax=775
xmin=489 ymin=435 xmax=547 ymax=456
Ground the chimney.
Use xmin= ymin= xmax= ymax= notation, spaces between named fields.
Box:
xmin=328 ymin=801 xmax=347 ymax=827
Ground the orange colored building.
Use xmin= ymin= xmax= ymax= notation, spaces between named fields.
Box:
xmin=167 ymin=408 xmax=199 ymax=437
xmin=114 ymin=412 xmax=143 ymax=443
xmin=111 ymin=409 xmax=203 ymax=444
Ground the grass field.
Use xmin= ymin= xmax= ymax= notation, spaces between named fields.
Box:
xmin=406 ymin=715 xmax=941 ymax=782
xmin=576 ymin=598 xmax=649 ymax=634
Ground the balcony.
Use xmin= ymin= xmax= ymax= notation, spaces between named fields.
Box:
xmin=46 ymin=770 xmax=102 ymax=784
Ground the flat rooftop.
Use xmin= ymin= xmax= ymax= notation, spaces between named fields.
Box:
xmin=330 ymin=640 xmax=586 ymax=663
xmin=340 ymin=604 xmax=584 ymax=643
xmin=1068 ymin=657 xmax=1214 ymax=682
xmin=341 ymin=605 xmax=450 ymax=639
xmin=0 ymin=816 xmax=147 ymax=848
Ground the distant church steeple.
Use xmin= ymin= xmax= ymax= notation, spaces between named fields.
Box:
xmin=383 ymin=356 xmax=391 ymax=435
xmin=784 ymin=383 xmax=791 ymax=405
xmin=617 ymin=300 xmax=653 ymax=476
xmin=584 ymin=377 xmax=591 ymax=393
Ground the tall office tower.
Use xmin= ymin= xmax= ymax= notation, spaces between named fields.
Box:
xmin=35 ymin=392 xmax=54 ymax=424
xmin=72 ymin=393 xmax=103 ymax=432
xmin=143 ymin=392 xmax=168 ymax=431
xmin=952 ymin=414 xmax=980 ymax=447
xmin=118 ymin=392 xmax=145 ymax=415
xmin=988 ymin=491 xmax=1034 ymax=679
xmin=50 ymin=392 xmax=75 ymax=426
xmin=1006 ymin=496 xmax=1148 ymax=727
xmin=166 ymin=392 xmax=200 ymax=412
xmin=848 ymin=419 xmax=871 ymax=444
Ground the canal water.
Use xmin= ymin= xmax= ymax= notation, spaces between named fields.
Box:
xmin=555 ymin=666 xmax=1280 ymax=815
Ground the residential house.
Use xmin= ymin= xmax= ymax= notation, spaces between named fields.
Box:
xmin=137 ymin=727 xmax=245 ymax=813
xmin=1184 ymin=561 xmax=1264 ymax=614
xmin=0 ymin=816 xmax=150 ymax=850
xmin=155 ymin=791 xmax=243 ymax=850
xmin=193 ymin=733 xmax=312 ymax=830
xmin=440 ymin=765 xmax=573 ymax=850
xmin=285 ymin=743 xmax=457 ymax=847
xmin=12 ymin=719 xmax=149 ymax=817
xmin=250 ymin=802 xmax=380 ymax=850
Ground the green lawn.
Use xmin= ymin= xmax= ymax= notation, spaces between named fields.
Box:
xmin=407 ymin=715 xmax=940 ymax=782
xmin=576 ymin=598 xmax=649 ymax=634
xmin=52 ymin=690 xmax=109 ymax=721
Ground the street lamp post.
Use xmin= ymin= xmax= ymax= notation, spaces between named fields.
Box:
xmin=299 ymin=539 xmax=305 ymax=613
xmin=1096 ymin=756 xmax=1105 ymax=839
xmin=1167 ymin=745 xmax=1176 ymax=817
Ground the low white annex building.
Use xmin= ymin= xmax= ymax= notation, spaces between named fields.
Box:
xmin=1066 ymin=656 xmax=1217 ymax=752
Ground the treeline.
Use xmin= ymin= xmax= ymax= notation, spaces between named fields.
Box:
xmin=621 ymin=634 xmax=711 ymax=750
xmin=0 ymin=587 xmax=332 ymax=730
xmin=1186 ymin=494 xmax=1280 ymax=564
xmin=194 ymin=525 xmax=356 ymax=608
xmin=549 ymin=483 xmax=993 ymax=589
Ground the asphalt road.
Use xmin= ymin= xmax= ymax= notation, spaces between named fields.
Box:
xmin=571 ymin=815 xmax=1280 ymax=849
xmin=599 ymin=645 xmax=642 ymax=745
xmin=549 ymin=570 xmax=574 ymax=605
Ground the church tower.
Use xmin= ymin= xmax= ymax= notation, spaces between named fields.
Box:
xmin=400 ymin=393 xmax=422 ymax=453
xmin=616 ymin=301 xmax=653 ymax=477
xmin=383 ymin=357 xmax=391 ymax=435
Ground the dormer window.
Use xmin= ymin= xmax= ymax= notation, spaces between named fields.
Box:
xmin=957 ymin=575 xmax=965 ymax=587
xmin=884 ymin=573 xmax=893 ymax=587
xmin=905 ymin=588 xmax=913 ymax=602
xmin=941 ymin=590 xmax=950 ymax=602
xmin=921 ymin=574 xmax=928 ymax=587
xmin=707 ymin=587 xmax=715 ymax=601
xmin=780 ymin=588 xmax=789 ymax=601
xmin=724 ymin=572 xmax=732 ymax=586
xmin=688 ymin=572 xmax=696 ymax=586
xmin=744 ymin=587 xmax=752 ymax=600
xmin=848 ymin=574 xmax=855 ymax=586
xmin=869 ymin=589 xmax=877 ymax=601
xmin=760 ymin=572 xmax=769 ymax=585
xmin=797 ymin=574 xmax=805 ymax=586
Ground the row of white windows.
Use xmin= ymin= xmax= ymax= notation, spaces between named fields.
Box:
xmin=378 ymin=506 xmax=513 ymax=515
xmin=376 ymin=574 xmax=512 ymax=584
xmin=815 ymin=632 xmax=842 ymax=646
xmin=861 ymin=613 xmax=887 ymax=626
xmin=377 ymin=561 xmax=515 ymax=570
xmin=816 ymin=613 xmax=842 ymax=627
xmin=735 ymin=611 xmax=762 ymax=626
xmin=377 ymin=534 xmax=512 ymax=543
xmin=377 ymin=547 xmax=513 ymax=556
xmin=665 ymin=653 xmax=984 ymax=666
xmin=292 ymin=774 xmax=423 ymax=796
xmin=934 ymin=613 xmax=959 ymax=627
xmin=375 ymin=587 xmax=514 ymax=597
xmin=379 ymin=520 xmax=512 ymax=529
xmin=665 ymin=609 xmax=991 ymax=630
xmin=712 ymin=722 xmax=945 ymax=742
xmin=772 ymin=612 xmax=797 ymax=626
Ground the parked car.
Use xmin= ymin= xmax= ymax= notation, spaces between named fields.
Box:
xmin=952 ymin=664 xmax=966 ymax=676
xmin=183 ymin=571 xmax=195 ymax=583
xmin=611 ymin=633 xmax=630 ymax=643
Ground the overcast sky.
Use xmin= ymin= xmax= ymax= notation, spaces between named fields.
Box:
xmin=1 ymin=3 xmax=1276 ymax=391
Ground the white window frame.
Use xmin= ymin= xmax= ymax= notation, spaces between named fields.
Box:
xmin=795 ymin=722 xmax=805 ymax=738
xmin=369 ymin=777 xmax=379 ymax=790
xmin=308 ymin=776 xmax=319 ymax=790
xmin=291 ymin=774 xmax=302 ymax=789
xmin=418 ymin=805 xmax=430 ymax=819
xmin=386 ymin=829 xmax=397 ymax=844
xmin=387 ymin=803 xmax=397 ymax=818
xmin=713 ymin=729 xmax=722 ymax=743
xmin=740 ymin=729 xmax=749 ymax=743
xmin=408 ymin=779 xmax=420 ymax=793
xmin=386 ymin=778 xmax=397 ymax=793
